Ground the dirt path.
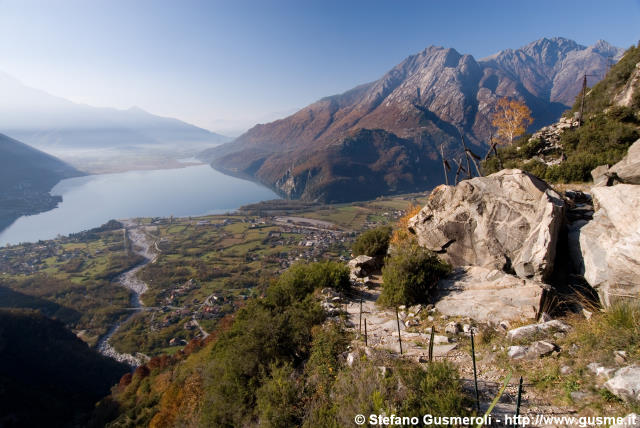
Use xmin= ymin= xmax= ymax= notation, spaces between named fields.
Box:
xmin=341 ymin=283 xmax=577 ymax=427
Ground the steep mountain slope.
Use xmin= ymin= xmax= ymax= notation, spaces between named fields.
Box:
xmin=0 ymin=133 xmax=82 ymax=230
xmin=0 ymin=309 xmax=129 ymax=427
xmin=203 ymin=37 xmax=622 ymax=203
xmin=0 ymin=71 xmax=229 ymax=151
xmin=483 ymin=42 xmax=640 ymax=183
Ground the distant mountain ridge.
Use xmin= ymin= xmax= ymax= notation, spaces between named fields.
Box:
xmin=203 ymin=37 xmax=623 ymax=203
xmin=0 ymin=71 xmax=229 ymax=153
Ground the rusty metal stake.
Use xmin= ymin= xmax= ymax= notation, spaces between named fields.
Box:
xmin=471 ymin=329 xmax=480 ymax=413
xmin=364 ymin=318 xmax=368 ymax=347
xmin=396 ymin=307 xmax=403 ymax=355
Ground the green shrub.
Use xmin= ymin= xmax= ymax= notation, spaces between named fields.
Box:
xmin=256 ymin=363 xmax=302 ymax=428
xmin=305 ymin=357 xmax=470 ymax=427
xmin=199 ymin=262 xmax=349 ymax=426
xmin=398 ymin=360 xmax=470 ymax=416
xmin=352 ymin=226 xmax=392 ymax=257
xmin=267 ymin=261 xmax=350 ymax=307
xmin=380 ymin=243 xmax=451 ymax=307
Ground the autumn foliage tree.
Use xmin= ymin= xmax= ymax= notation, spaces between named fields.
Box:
xmin=491 ymin=97 xmax=533 ymax=145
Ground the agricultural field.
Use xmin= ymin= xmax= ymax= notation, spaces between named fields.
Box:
xmin=0 ymin=220 xmax=140 ymax=346
xmin=0 ymin=193 xmax=426 ymax=357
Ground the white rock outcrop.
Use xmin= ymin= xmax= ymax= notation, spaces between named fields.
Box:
xmin=409 ymin=169 xmax=565 ymax=281
xmin=578 ymin=184 xmax=640 ymax=306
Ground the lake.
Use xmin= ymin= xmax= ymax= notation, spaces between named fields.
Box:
xmin=0 ymin=165 xmax=279 ymax=246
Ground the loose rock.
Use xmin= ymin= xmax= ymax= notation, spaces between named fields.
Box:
xmin=508 ymin=346 xmax=528 ymax=360
xmin=445 ymin=321 xmax=461 ymax=335
xmin=605 ymin=366 xmax=640 ymax=402
xmin=525 ymin=340 xmax=558 ymax=359
xmin=348 ymin=255 xmax=377 ymax=278
xmin=507 ymin=319 xmax=571 ymax=341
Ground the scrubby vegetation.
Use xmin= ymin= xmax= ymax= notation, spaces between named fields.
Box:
xmin=379 ymin=242 xmax=451 ymax=307
xmin=96 ymin=261 xmax=470 ymax=427
xmin=483 ymin=43 xmax=640 ymax=182
xmin=352 ymin=225 xmax=392 ymax=257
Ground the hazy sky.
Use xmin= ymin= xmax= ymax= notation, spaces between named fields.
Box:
xmin=0 ymin=0 xmax=639 ymax=136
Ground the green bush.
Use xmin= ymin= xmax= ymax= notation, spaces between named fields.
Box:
xmin=199 ymin=261 xmax=352 ymax=427
xmin=352 ymin=226 xmax=392 ymax=258
xmin=305 ymin=357 xmax=471 ymax=427
xmin=266 ymin=261 xmax=350 ymax=307
xmin=380 ymin=243 xmax=451 ymax=307
xmin=256 ymin=363 xmax=302 ymax=428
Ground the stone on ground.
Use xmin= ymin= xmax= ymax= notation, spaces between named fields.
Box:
xmin=507 ymin=319 xmax=571 ymax=341
xmin=605 ymin=366 xmax=640 ymax=402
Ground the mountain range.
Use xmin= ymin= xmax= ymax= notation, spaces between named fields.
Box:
xmin=0 ymin=71 xmax=229 ymax=171
xmin=202 ymin=37 xmax=623 ymax=203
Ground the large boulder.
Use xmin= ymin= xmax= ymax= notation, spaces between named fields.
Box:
xmin=577 ymin=184 xmax=640 ymax=307
xmin=408 ymin=169 xmax=565 ymax=281
xmin=435 ymin=266 xmax=547 ymax=322
xmin=610 ymin=139 xmax=640 ymax=185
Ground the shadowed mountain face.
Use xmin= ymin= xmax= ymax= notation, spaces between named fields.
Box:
xmin=203 ymin=37 xmax=623 ymax=203
xmin=0 ymin=133 xmax=82 ymax=230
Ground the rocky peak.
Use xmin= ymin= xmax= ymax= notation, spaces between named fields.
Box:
xmin=591 ymin=39 xmax=623 ymax=57
xmin=204 ymin=37 xmax=621 ymax=204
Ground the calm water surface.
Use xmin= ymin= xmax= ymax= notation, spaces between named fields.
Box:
xmin=0 ymin=165 xmax=278 ymax=245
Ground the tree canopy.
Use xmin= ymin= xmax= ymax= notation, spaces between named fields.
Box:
xmin=492 ymin=97 xmax=533 ymax=145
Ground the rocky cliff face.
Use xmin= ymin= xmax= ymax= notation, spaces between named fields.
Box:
xmin=203 ymin=38 xmax=622 ymax=203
